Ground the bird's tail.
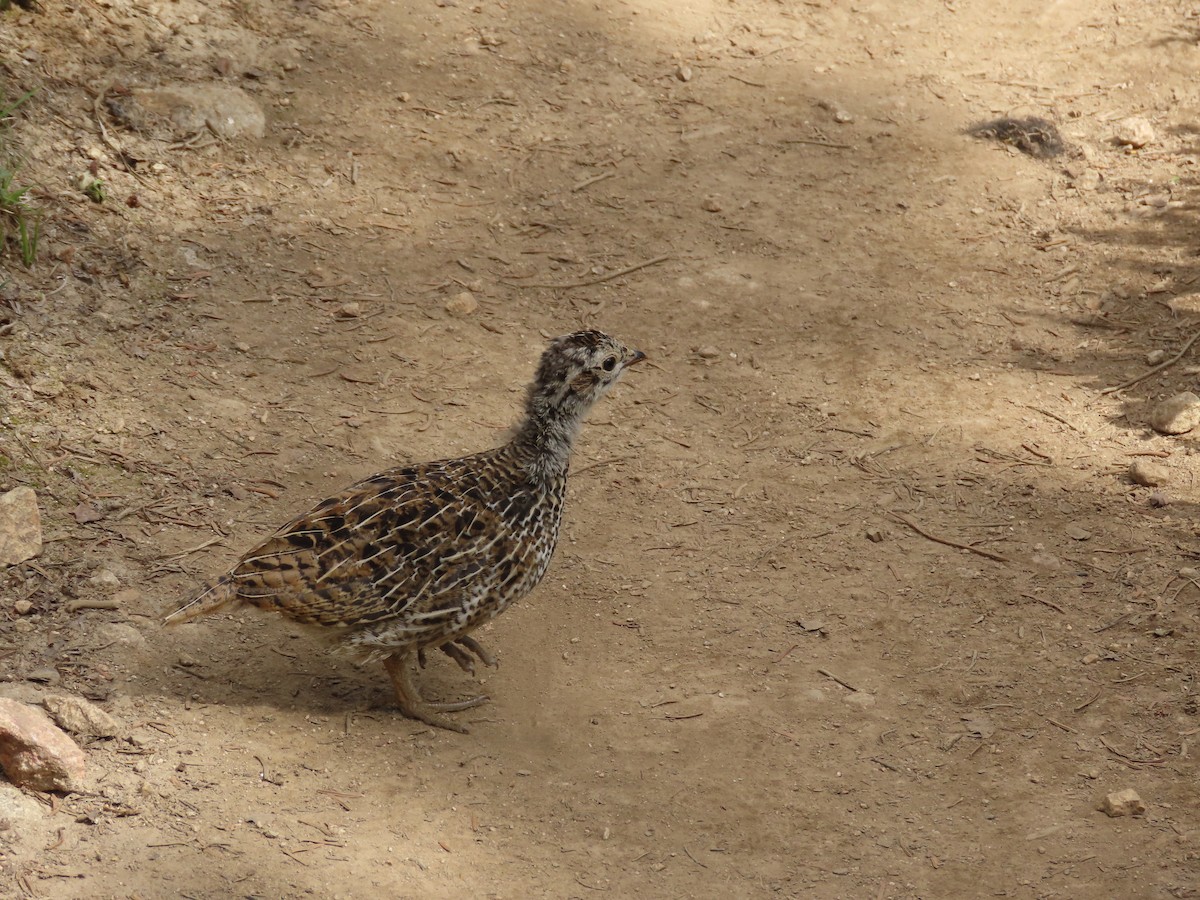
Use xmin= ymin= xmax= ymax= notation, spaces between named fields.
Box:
xmin=163 ymin=575 xmax=239 ymax=626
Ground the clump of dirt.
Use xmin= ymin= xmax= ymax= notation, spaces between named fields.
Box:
xmin=968 ymin=116 xmax=1066 ymax=158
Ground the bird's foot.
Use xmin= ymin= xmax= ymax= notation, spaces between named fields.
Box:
xmin=383 ymin=651 xmax=489 ymax=734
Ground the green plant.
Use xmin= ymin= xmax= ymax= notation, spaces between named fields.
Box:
xmin=0 ymin=89 xmax=38 ymax=267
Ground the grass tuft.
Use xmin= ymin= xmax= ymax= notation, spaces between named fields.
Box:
xmin=0 ymin=89 xmax=40 ymax=267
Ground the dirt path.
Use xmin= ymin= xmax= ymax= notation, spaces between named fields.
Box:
xmin=1 ymin=1 xmax=1198 ymax=897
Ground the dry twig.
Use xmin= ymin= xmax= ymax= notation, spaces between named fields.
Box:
xmin=504 ymin=254 xmax=671 ymax=290
xmin=884 ymin=511 xmax=1009 ymax=563
xmin=1100 ymin=327 xmax=1200 ymax=395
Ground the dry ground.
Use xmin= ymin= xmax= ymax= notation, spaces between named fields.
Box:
xmin=1 ymin=0 xmax=1199 ymax=897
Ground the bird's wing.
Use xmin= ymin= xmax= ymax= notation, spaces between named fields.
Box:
xmin=226 ymin=459 xmax=518 ymax=630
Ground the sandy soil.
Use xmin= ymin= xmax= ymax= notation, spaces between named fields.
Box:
xmin=1 ymin=0 xmax=1199 ymax=897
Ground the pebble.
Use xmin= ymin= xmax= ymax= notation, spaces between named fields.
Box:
xmin=1146 ymin=349 xmax=1168 ymax=366
xmin=1073 ymin=169 xmax=1101 ymax=191
xmin=88 ymin=568 xmax=121 ymax=590
xmin=0 ymin=698 xmax=87 ymax=792
xmin=13 ymin=599 xmax=32 ymax=615
xmin=1065 ymin=524 xmax=1091 ymax=541
xmin=1129 ymin=459 xmax=1168 ymax=487
xmin=43 ymin=695 xmax=124 ymax=739
xmin=1114 ymin=117 xmax=1155 ymax=149
xmin=94 ymin=623 xmax=145 ymax=647
xmin=696 ymin=345 xmax=721 ymax=360
xmin=700 ymin=197 xmax=722 ymax=213
xmin=0 ymin=486 xmax=42 ymax=567
xmin=1149 ymin=391 xmax=1200 ymax=435
xmin=843 ymin=691 xmax=876 ymax=709
xmin=1099 ymin=788 xmax=1146 ymax=817
xmin=675 ymin=64 xmax=693 ymax=82
xmin=445 ymin=290 xmax=478 ymax=317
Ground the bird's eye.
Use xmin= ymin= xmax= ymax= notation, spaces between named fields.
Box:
xmin=601 ymin=356 xmax=617 ymax=372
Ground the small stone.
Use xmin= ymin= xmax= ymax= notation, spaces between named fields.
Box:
xmin=865 ymin=527 xmax=885 ymax=543
xmin=700 ymin=197 xmax=722 ymax=213
xmin=1081 ymin=652 xmax=1101 ymax=665
xmin=1129 ymin=459 xmax=1168 ymax=487
xmin=88 ymin=568 xmax=121 ymax=590
xmin=0 ymin=487 xmax=42 ymax=567
xmin=334 ymin=301 xmax=362 ymax=318
xmin=72 ymin=502 xmax=105 ymax=524
xmin=675 ymin=64 xmax=693 ymax=82
xmin=94 ymin=623 xmax=145 ymax=647
xmin=42 ymin=696 xmax=124 ymax=739
xmin=233 ymin=341 xmax=251 ymax=353
xmin=1149 ymin=392 xmax=1200 ymax=435
xmin=444 ymin=291 xmax=478 ymax=317
xmin=1065 ymin=524 xmax=1091 ymax=541
xmin=1099 ymin=788 xmax=1146 ymax=817
xmin=843 ymin=691 xmax=876 ymax=709
xmin=13 ymin=599 xmax=32 ymax=615
xmin=559 ymin=58 xmax=576 ymax=74
xmin=1073 ymin=169 xmax=1101 ymax=191
xmin=696 ymin=345 xmax=721 ymax=360
xmin=1114 ymin=117 xmax=1155 ymax=149
xmin=1146 ymin=349 xmax=1168 ymax=366
xmin=0 ymin=699 xmax=86 ymax=792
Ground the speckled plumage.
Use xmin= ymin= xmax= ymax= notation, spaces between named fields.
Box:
xmin=165 ymin=331 xmax=645 ymax=732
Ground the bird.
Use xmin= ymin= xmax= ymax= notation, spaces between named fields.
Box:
xmin=164 ymin=330 xmax=646 ymax=732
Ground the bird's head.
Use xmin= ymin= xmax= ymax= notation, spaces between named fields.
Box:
xmin=529 ymin=330 xmax=646 ymax=422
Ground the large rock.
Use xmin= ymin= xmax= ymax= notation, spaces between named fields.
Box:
xmin=0 ymin=699 xmax=86 ymax=791
xmin=110 ymin=84 xmax=266 ymax=140
xmin=42 ymin=695 xmax=124 ymax=739
xmin=0 ymin=486 xmax=41 ymax=566
xmin=1149 ymin=392 xmax=1200 ymax=435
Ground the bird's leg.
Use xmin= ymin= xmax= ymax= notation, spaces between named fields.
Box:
xmin=382 ymin=651 xmax=488 ymax=734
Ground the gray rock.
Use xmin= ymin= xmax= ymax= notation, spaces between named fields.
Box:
xmin=0 ymin=698 xmax=86 ymax=792
xmin=1149 ymin=392 xmax=1200 ymax=435
xmin=42 ymin=695 xmax=124 ymax=739
xmin=116 ymin=84 xmax=266 ymax=140
xmin=0 ymin=486 xmax=42 ymax=567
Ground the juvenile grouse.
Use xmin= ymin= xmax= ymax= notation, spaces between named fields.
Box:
xmin=164 ymin=331 xmax=645 ymax=732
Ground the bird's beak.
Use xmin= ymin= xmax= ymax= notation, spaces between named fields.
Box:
xmin=625 ymin=350 xmax=647 ymax=367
